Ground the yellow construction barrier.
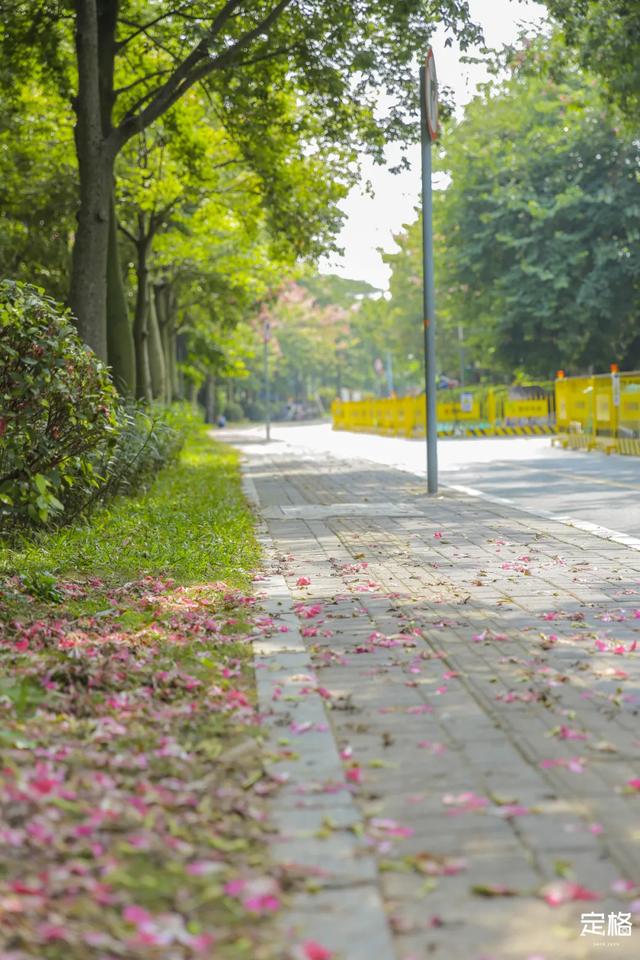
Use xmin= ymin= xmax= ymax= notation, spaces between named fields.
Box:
xmin=332 ymin=383 xmax=555 ymax=440
xmin=553 ymin=370 xmax=640 ymax=456
xmin=332 ymin=372 xmax=640 ymax=456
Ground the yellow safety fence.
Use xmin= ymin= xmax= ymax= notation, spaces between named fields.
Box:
xmin=332 ymin=384 xmax=555 ymax=440
xmin=553 ymin=371 xmax=640 ymax=456
xmin=332 ymin=371 xmax=640 ymax=456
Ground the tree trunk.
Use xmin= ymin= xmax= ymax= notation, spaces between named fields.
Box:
xmin=133 ymin=234 xmax=152 ymax=402
xmin=70 ymin=0 xmax=115 ymax=360
xmin=160 ymin=322 xmax=178 ymax=403
xmin=148 ymin=290 xmax=167 ymax=401
xmin=205 ymin=373 xmax=215 ymax=424
xmin=167 ymin=286 xmax=180 ymax=401
xmin=167 ymin=325 xmax=179 ymax=402
xmin=211 ymin=374 xmax=219 ymax=420
xmin=176 ymin=330 xmax=186 ymax=401
xmin=154 ymin=284 xmax=166 ymax=388
xmin=106 ymin=194 xmax=136 ymax=394
xmin=155 ymin=282 xmax=180 ymax=402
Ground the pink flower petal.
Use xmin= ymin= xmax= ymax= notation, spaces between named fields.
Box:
xmin=123 ymin=905 xmax=152 ymax=926
xmin=542 ymin=881 xmax=600 ymax=906
xmin=303 ymin=942 xmax=334 ymax=960
xmin=223 ymin=879 xmax=246 ymax=896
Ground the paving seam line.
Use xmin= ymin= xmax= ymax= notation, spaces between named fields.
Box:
xmin=445 ymin=483 xmax=640 ymax=553
xmin=248 ymin=456 xmax=640 ymax=880
xmin=241 ymin=437 xmax=640 ymax=553
xmin=241 ymin=465 xmax=398 ymax=960
xmin=325 ymin=516 xmax=640 ymax=882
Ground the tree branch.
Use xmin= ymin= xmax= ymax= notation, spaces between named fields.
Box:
xmin=114 ymin=67 xmax=174 ymax=98
xmin=211 ymin=157 xmax=243 ymax=170
xmin=118 ymin=0 xmax=245 ymax=49
xmin=114 ymin=0 xmax=294 ymax=148
xmin=117 ymin=221 xmax=137 ymax=244
xmin=206 ymin=0 xmax=295 ymax=72
xmin=152 ymin=197 xmax=181 ymax=231
xmin=233 ymin=43 xmax=298 ymax=69
xmin=118 ymin=83 xmax=163 ymax=122
xmin=209 ymin=0 xmax=245 ymax=38
xmin=116 ymin=8 xmax=186 ymax=50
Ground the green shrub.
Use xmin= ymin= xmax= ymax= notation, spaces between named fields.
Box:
xmin=0 ymin=281 xmax=118 ymax=526
xmin=161 ymin=401 xmax=204 ymax=435
xmin=0 ymin=282 xmax=195 ymax=534
xmin=222 ymin=400 xmax=245 ymax=422
xmin=82 ymin=402 xmax=183 ymax=511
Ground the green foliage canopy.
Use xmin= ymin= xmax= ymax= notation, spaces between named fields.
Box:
xmin=369 ymin=36 xmax=640 ymax=385
xmin=0 ymin=0 xmax=482 ymax=361
xmin=0 ymin=80 xmax=76 ymax=299
xmin=434 ymin=38 xmax=640 ymax=376
xmin=546 ymin=0 xmax=640 ymax=121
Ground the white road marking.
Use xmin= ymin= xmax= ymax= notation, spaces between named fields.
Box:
xmin=230 ymin=426 xmax=640 ymax=552
xmin=446 ymin=483 xmax=640 ymax=553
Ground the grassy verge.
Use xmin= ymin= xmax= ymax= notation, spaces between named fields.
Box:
xmin=0 ymin=426 xmax=258 ymax=589
xmin=0 ymin=427 xmax=283 ymax=960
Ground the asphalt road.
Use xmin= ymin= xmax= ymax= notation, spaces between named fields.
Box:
xmin=230 ymin=422 xmax=640 ymax=540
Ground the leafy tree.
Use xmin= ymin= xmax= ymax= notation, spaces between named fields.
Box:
xmin=299 ymin=274 xmax=384 ymax=396
xmin=0 ymin=1 xmax=481 ymax=363
xmin=353 ymin=36 xmax=640 ymax=385
xmin=379 ymin=220 xmax=426 ymax=388
xmin=372 ymin=197 xmax=488 ymax=389
xmin=431 ymin=37 xmax=640 ymax=377
xmin=0 ymin=33 xmax=348 ymax=401
xmin=144 ymin=118 xmax=309 ymax=408
xmin=545 ymin=0 xmax=640 ymax=121
xmin=251 ymin=282 xmax=349 ymax=408
xmin=315 ymin=218 xmax=464 ymax=397
xmin=114 ymin=88 xmax=251 ymax=400
xmin=0 ymin=80 xmax=77 ymax=301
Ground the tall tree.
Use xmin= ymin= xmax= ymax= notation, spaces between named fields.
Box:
xmin=432 ymin=36 xmax=640 ymax=376
xmin=1 ymin=1 xmax=481 ymax=361
xmin=115 ymin=80 xmax=345 ymax=400
xmin=352 ymin=36 xmax=640 ymax=385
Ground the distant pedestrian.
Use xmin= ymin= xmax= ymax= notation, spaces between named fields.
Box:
xmin=217 ymin=414 xmax=227 ymax=428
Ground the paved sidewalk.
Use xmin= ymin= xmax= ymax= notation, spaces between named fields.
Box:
xmin=238 ymin=438 xmax=640 ymax=960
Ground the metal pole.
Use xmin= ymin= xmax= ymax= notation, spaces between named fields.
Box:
xmin=420 ymin=64 xmax=438 ymax=494
xmin=263 ymin=333 xmax=271 ymax=442
xmin=385 ymin=350 xmax=394 ymax=397
xmin=458 ymin=323 xmax=465 ymax=388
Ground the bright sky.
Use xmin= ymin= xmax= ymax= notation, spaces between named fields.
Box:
xmin=319 ymin=0 xmax=547 ymax=290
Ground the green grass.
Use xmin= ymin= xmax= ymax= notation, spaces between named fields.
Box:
xmin=0 ymin=426 xmax=259 ymax=591
xmin=0 ymin=426 xmax=283 ymax=959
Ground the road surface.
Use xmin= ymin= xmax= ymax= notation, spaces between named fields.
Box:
xmin=228 ymin=422 xmax=640 ymax=541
